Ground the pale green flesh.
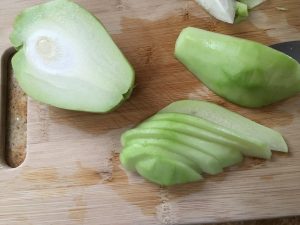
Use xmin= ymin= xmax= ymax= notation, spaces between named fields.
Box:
xmin=125 ymin=138 xmax=223 ymax=175
xmin=147 ymin=112 xmax=269 ymax=156
xmin=160 ymin=100 xmax=288 ymax=152
xmin=235 ymin=1 xmax=249 ymax=23
xmin=175 ymin=27 xmax=300 ymax=108
xmin=121 ymin=145 xmax=202 ymax=186
xmin=236 ymin=2 xmax=248 ymax=17
xmin=136 ymin=157 xmax=202 ymax=186
xmin=195 ymin=0 xmax=236 ymax=24
xmin=10 ymin=0 xmax=134 ymax=112
xmin=138 ymin=120 xmax=271 ymax=159
xmin=121 ymin=145 xmax=199 ymax=172
xmin=120 ymin=100 xmax=288 ymax=186
xmin=122 ymin=128 xmax=243 ymax=167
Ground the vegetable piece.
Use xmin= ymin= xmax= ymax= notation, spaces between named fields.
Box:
xmin=121 ymin=146 xmax=203 ymax=186
xmin=160 ymin=100 xmax=288 ymax=152
xmin=120 ymin=145 xmax=199 ymax=172
xmin=125 ymin=138 xmax=223 ymax=175
xmin=122 ymin=128 xmax=244 ymax=167
xmin=120 ymin=100 xmax=288 ymax=186
xmin=276 ymin=7 xmax=288 ymax=11
xmin=238 ymin=0 xmax=266 ymax=9
xmin=136 ymin=157 xmax=202 ymax=186
xmin=146 ymin=112 xmax=268 ymax=155
xmin=195 ymin=0 xmax=236 ymax=24
xmin=235 ymin=1 xmax=249 ymax=23
xmin=175 ymin=27 xmax=300 ymax=108
xmin=10 ymin=0 xmax=135 ymax=113
xmin=138 ymin=120 xmax=270 ymax=159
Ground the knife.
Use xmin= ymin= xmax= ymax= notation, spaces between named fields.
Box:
xmin=271 ymin=41 xmax=300 ymax=63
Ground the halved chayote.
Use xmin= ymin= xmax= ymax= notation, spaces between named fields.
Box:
xmin=11 ymin=0 xmax=134 ymax=112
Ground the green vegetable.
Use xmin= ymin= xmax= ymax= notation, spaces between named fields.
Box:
xmin=10 ymin=0 xmax=134 ymax=113
xmin=138 ymin=120 xmax=270 ymax=159
xmin=122 ymin=128 xmax=244 ymax=168
xmin=195 ymin=0 xmax=236 ymax=24
xmin=160 ymin=100 xmax=288 ymax=152
xmin=120 ymin=100 xmax=288 ymax=186
xmin=121 ymin=146 xmax=203 ymax=186
xmin=125 ymin=138 xmax=223 ymax=175
xmin=195 ymin=0 xmax=266 ymax=24
xmin=175 ymin=27 xmax=300 ymax=108
xmin=235 ymin=1 xmax=249 ymax=23
xmin=120 ymin=145 xmax=199 ymax=172
xmin=145 ymin=112 xmax=270 ymax=158
xmin=136 ymin=157 xmax=202 ymax=186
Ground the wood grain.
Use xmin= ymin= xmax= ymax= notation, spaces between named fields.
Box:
xmin=5 ymin=65 xmax=27 ymax=168
xmin=1 ymin=0 xmax=300 ymax=224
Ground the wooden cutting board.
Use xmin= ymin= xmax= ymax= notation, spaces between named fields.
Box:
xmin=1 ymin=0 xmax=300 ymax=224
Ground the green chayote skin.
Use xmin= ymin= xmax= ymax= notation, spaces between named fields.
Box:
xmin=175 ymin=27 xmax=300 ymax=108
